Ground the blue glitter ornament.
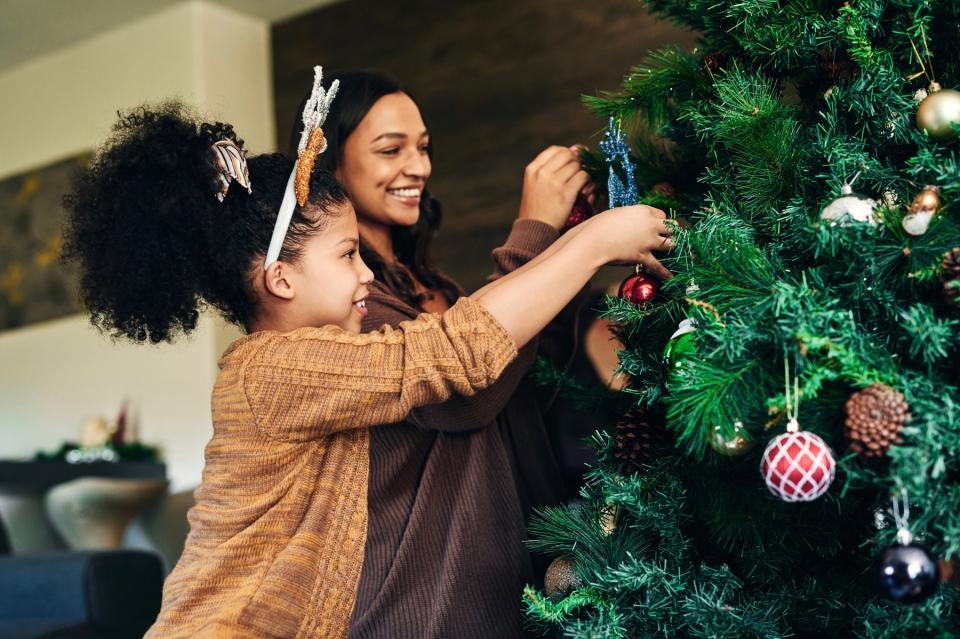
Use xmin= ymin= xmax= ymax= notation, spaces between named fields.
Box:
xmin=600 ymin=117 xmax=638 ymax=208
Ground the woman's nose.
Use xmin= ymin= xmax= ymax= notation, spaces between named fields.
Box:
xmin=403 ymin=151 xmax=430 ymax=178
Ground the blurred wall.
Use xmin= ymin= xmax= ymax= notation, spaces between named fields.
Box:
xmin=0 ymin=1 xmax=275 ymax=497
xmin=272 ymin=0 xmax=697 ymax=291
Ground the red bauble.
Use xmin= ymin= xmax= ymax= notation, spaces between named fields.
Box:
xmin=761 ymin=430 xmax=835 ymax=502
xmin=618 ymin=272 xmax=661 ymax=305
xmin=561 ymin=193 xmax=595 ymax=233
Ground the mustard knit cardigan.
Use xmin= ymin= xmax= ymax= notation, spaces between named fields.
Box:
xmin=144 ymin=298 xmax=517 ymax=638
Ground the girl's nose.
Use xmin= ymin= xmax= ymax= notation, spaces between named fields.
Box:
xmin=357 ymin=254 xmax=374 ymax=284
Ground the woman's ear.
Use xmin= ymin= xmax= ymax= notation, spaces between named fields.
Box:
xmin=263 ymin=261 xmax=296 ymax=300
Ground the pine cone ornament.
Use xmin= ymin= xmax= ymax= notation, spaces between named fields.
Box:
xmin=544 ymin=556 xmax=582 ymax=599
xmin=612 ymin=407 xmax=669 ymax=469
xmin=941 ymin=248 xmax=960 ymax=307
xmin=844 ymin=384 xmax=911 ymax=458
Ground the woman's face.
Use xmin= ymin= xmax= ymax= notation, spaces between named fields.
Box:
xmin=337 ymin=92 xmax=431 ymax=231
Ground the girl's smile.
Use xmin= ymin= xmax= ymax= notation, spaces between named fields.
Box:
xmin=353 ymin=297 xmax=369 ymax=317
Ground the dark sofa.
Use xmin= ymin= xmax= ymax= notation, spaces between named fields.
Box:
xmin=0 ymin=516 xmax=163 ymax=639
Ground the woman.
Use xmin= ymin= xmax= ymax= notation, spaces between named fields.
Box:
xmin=294 ymin=71 xmax=597 ymax=638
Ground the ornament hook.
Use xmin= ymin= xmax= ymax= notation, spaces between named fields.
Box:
xmin=840 ymin=171 xmax=862 ymax=196
xmin=783 ymin=356 xmax=800 ymax=432
xmin=891 ymin=487 xmax=913 ymax=545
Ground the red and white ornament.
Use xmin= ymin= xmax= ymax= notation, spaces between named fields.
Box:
xmin=761 ymin=419 xmax=835 ymax=502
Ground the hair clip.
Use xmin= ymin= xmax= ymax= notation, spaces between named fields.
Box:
xmin=211 ymin=139 xmax=252 ymax=202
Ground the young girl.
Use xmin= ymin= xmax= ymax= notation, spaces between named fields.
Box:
xmin=301 ymin=71 xmax=607 ymax=638
xmin=63 ymin=98 xmax=671 ymax=638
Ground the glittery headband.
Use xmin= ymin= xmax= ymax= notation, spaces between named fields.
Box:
xmin=263 ymin=66 xmax=339 ymax=269
xmin=211 ymin=139 xmax=251 ymax=202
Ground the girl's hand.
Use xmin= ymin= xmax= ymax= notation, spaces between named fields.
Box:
xmin=586 ymin=205 xmax=675 ymax=279
xmin=518 ymin=145 xmax=591 ymax=230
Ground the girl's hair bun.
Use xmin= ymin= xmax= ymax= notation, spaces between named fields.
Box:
xmin=64 ymin=101 xmax=245 ymax=343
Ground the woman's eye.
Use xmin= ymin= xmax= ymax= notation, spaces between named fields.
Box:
xmin=378 ymin=147 xmax=400 ymax=156
xmin=418 ymin=144 xmax=430 ymax=153
xmin=343 ymin=250 xmax=355 ymax=259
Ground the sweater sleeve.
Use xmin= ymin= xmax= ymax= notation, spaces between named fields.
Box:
xmin=488 ymin=218 xmax=559 ymax=282
xmin=398 ymin=219 xmax=557 ymax=431
xmin=242 ymin=297 xmax=518 ymax=442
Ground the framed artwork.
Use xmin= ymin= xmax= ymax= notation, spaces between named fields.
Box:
xmin=0 ymin=153 xmax=89 ymax=331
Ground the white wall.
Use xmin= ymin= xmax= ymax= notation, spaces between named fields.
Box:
xmin=0 ymin=0 xmax=273 ymax=495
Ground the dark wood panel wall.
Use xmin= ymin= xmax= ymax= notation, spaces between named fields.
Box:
xmin=273 ymin=0 xmax=696 ymax=291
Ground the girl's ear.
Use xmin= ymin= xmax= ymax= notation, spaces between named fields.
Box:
xmin=263 ymin=261 xmax=296 ymax=300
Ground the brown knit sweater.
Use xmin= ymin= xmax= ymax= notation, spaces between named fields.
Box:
xmin=349 ymin=219 xmax=566 ymax=639
xmin=144 ymin=298 xmax=518 ymax=639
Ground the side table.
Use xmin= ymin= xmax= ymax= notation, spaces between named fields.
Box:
xmin=0 ymin=460 xmax=167 ymax=552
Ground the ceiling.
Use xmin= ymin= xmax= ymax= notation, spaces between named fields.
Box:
xmin=0 ymin=0 xmax=340 ymax=74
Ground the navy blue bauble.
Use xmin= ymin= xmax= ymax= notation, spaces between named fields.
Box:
xmin=876 ymin=543 xmax=939 ymax=604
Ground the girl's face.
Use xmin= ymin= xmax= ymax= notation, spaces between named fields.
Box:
xmin=337 ymin=92 xmax=431 ymax=232
xmin=287 ymin=202 xmax=374 ymax=333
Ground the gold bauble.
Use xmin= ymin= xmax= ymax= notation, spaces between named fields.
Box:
xmin=917 ymin=83 xmax=960 ymax=141
xmin=544 ymin=555 xmax=582 ymax=599
xmin=599 ymin=504 xmax=620 ymax=536
xmin=911 ymin=184 xmax=942 ymax=214
xmin=902 ymin=185 xmax=941 ymax=236
xmin=709 ymin=420 xmax=756 ymax=457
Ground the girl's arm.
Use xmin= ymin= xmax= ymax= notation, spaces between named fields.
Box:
xmin=241 ymin=296 xmax=518 ymax=441
xmin=471 ymin=205 xmax=672 ymax=348
xmin=242 ymin=206 xmax=672 ymax=442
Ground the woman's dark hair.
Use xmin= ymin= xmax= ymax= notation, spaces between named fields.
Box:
xmin=64 ymin=101 xmax=348 ymax=343
xmin=289 ymin=70 xmax=460 ymax=310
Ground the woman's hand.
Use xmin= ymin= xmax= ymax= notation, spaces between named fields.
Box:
xmin=585 ymin=205 xmax=675 ymax=279
xmin=518 ymin=145 xmax=591 ymax=230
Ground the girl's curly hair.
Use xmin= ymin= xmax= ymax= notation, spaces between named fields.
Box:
xmin=64 ymin=101 xmax=347 ymax=343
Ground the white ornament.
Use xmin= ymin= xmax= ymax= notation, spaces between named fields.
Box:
xmin=819 ymin=183 xmax=878 ymax=226
xmin=902 ymin=210 xmax=934 ymax=236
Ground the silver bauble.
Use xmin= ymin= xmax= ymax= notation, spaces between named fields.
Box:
xmin=917 ymin=83 xmax=960 ymax=141
xmin=820 ymin=184 xmax=878 ymax=226
xmin=902 ymin=211 xmax=934 ymax=236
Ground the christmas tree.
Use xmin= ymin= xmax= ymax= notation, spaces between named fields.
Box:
xmin=525 ymin=1 xmax=960 ymax=637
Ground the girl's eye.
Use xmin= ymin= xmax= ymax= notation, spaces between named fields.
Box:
xmin=343 ymin=250 xmax=355 ymax=259
xmin=418 ymin=144 xmax=429 ymax=153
